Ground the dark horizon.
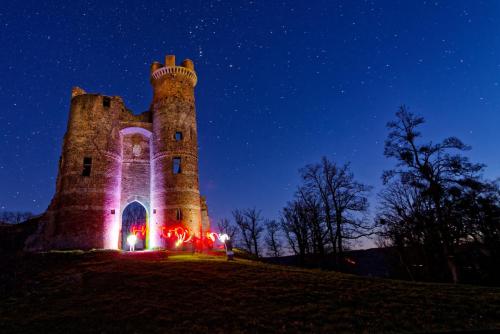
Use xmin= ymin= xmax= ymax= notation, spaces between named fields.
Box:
xmin=1 ymin=1 xmax=500 ymax=235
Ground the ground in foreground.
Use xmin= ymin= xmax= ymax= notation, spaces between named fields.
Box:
xmin=0 ymin=251 xmax=499 ymax=333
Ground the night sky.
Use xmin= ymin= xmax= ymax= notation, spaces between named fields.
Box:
xmin=2 ymin=1 xmax=500 ymax=231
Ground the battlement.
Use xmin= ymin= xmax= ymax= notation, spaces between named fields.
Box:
xmin=150 ymin=55 xmax=197 ymax=87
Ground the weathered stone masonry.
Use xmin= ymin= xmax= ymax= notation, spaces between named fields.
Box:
xmin=26 ymin=54 xmax=210 ymax=250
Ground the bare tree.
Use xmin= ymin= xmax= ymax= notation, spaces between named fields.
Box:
xmin=382 ymin=106 xmax=485 ymax=283
xmin=301 ymin=158 xmax=372 ymax=263
xmin=377 ymin=181 xmax=429 ymax=280
xmin=216 ymin=218 xmax=238 ymax=240
xmin=233 ymin=209 xmax=253 ymax=253
xmin=322 ymin=159 xmax=373 ymax=258
xmin=265 ymin=220 xmax=282 ymax=257
xmin=232 ymin=208 xmax=265 ymax=257
xmin=300 ymin=163 xmax=336 ymax=256
xmin=281 ymin=199 xmax=311 ymax=263
xmin=243 ymin=208 xmax=264 ymax=257
xmin=297 ymin=187 xmax=328 ymax=257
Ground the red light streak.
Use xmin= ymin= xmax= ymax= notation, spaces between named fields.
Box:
xmin=160 ymin=225 xmax=194 ymax=247
xmin=131 ymin=225 xmax=146 ymax=237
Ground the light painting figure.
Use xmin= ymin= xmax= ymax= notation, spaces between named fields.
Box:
xmin=127 ymin=234 xmax=137 ymax=252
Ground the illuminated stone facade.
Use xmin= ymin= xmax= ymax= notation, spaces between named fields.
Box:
xmin=26 ymin=55 xmax=209 ymax=251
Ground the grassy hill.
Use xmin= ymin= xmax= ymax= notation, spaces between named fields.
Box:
xmin=1 ymin=251 xmax=499 ymax=333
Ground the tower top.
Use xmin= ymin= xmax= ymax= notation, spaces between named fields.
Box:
xmin=150 ymin=54 xmax=197 ymax=87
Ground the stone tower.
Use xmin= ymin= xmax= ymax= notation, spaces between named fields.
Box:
xmin=25 ymin=54 xmax=209 ymax=251
xmin=150 ymin=55 xmax=203 ymax=246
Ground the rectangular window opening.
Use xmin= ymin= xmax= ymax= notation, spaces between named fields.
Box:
xmin=82 ymin=157 xmax=92 ymax=176
xmin=173 ymin=157 xmax=181 ymax=174
xmin=174 ymin=131 xmax=183 ymax=141
xmin=103 ymin=96 xmax=111 ymax=108
xmin=176 ymin=208 xmax=183 ymax=221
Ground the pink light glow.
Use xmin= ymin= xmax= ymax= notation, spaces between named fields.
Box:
xmin=105 ymin=211 xmax=121 ymax=249
xmin=104 ymin=163 xmax=122 ymax=249
xmin=149 ymin=220 xmax=161 ymax=248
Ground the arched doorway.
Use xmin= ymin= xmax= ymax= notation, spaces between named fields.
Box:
xmin=121 ymin=201 xmax=147 ymax=250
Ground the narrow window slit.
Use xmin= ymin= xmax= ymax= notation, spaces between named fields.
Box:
xmin=82 ymin=157 xmax=92 ymax=176
xmin=173 ymin=157 xmax=181 ymax=174
xmin=103 ymin=96 xmax=111 ymax=108
xmin=174 ymin=131 xmax=183 ymax=141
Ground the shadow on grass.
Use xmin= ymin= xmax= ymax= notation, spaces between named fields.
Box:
xmin=0 ymin=250 xmax=499 ymax=333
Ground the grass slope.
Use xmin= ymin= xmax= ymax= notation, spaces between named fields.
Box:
xmin=1 ymin=251 xmax=499 ymax=333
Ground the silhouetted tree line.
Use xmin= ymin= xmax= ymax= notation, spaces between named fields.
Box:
xmin=0 ymin=211 xmax=36 ymax=251
xmin=216 ymin=208 xmax=283 ymax=258
xmin=218 ymin=106 xmax=499 ymax=284
xmin=0 ymin=211 xmax=33 ymax=224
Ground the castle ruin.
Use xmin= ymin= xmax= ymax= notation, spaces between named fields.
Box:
xmin=26 ymin=54 xmax=209 ymax=250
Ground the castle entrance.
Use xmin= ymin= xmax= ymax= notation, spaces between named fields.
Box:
xmin=119 ymin=126 xmax=152 ymax=250
xmin=121 ymin=201 xmax=147 ymax=250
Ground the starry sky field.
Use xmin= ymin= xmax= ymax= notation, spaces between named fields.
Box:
xmin=1 ymin=1 xmax=500 ymax=233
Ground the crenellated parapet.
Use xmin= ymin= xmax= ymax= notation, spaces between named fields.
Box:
xmin=150 ymin=55 xmax=197 ymax=87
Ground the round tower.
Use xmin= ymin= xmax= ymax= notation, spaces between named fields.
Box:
xmin=150 ymin=55 xmax=201 ymax=248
